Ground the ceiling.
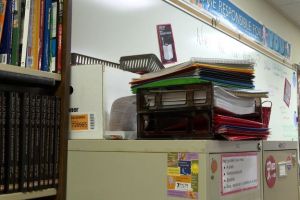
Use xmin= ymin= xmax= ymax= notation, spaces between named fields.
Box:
xmin=265 ymin=0 xmax=300 ymax=29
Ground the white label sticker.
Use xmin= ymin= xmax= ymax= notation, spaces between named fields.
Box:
xmin=221 ymin=153 xmax=258 ymax=195
xmin=174 ymin=182 xmax=191 ymax=191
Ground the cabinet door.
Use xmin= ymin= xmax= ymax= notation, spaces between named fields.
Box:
xmin=208 ymin=152 xmax=262 ymax=200
xmin=263 ymin=150 xmax=299 ymax=200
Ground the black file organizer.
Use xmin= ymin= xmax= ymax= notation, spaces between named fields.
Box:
xmin=136 ymin=83 xmax=214 ymax=139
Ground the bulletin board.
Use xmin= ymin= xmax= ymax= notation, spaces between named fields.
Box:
xmin=71 ymin=0 xmax=298 ymax=141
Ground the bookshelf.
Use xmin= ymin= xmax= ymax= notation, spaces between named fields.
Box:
xmin=0 ymin=188 xmax=56 ymax=200
xmin=0 ymin=0 xmax=71 ymax=200
xmin=0 ymin=64 xmax=61 ymax=81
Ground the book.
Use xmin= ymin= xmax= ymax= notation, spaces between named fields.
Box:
xmin=5 ymin=92 xmax=16 ymax=193
xmin=11 ymin=0 xmax=21 ymax=66
xmin=43 ymin=96 xmax=50 ymax=187
xmin=53 ymin=96 xmax=60 ymax=187
xmin=39 ymin=96 xmax=47 ymax=188
xmin=13 ymin=92 xmax=20 ymax=191
xmin=25 ymin=0 xmax=34 ymax=68
xmin=49 ymin=0 xmax=57 ymax=72
xmin=38 ymin=0 xmax=44 ymax=69
xmin=0 ymin=0 xmax=7 ymax=45
xmin=0 ymin=92 xmax=5 ymax=193
xmin=1 ymin=94 xmax=6 ymax=192
xmin=20 ymin=92 xmax=29 ymax=191
xmin=56 ymin=0 xmax=63 ymax=73
xmin=41 ymin=0 xmax=51 ymax=71
xmin=0 ymin=0 xmax=12 ymax=64
xmin=31 ymin=0 xmax=40 ymax=69
xmin=48 ymin=96 xmax=55 ymax=186
xmin=20 ymin=0 xmax=31 ymax=67
xmin=33 ymin=95 xmax=40 ymax=189
xmin=27 ymin=94 xmax=35 ymax=191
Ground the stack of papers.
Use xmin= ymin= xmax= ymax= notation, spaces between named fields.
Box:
xmin=214 ymin=114 xmax=269 ymax=141
xmin=131 ymin=58 xmax=270 ymax=141
xmin=131 ymin=59 xmax=255 ymax=91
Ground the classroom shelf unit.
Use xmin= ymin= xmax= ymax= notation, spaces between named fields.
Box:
xmin=0 ymin=0 xmax=71 ymax=199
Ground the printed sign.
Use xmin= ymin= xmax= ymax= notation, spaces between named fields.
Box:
xmin=265 ymin=155 xmax=276 ymax=188
xmin=157 ymin=24 xmax=177 ymax=64
xmin=167 ymin=152 xmax=198 ymax=199
xmin=283 ymin=78 xmax=291 ymax=107
xmin=70 ymin=113 xmax=95 ymax=131
xmin=221 ymin=153 xmax=258 ymax=195
xmin=179 ymin=0 xmax=291 ymax=58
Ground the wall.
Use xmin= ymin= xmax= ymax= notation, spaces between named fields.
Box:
xmin=231 ymin=0 xmax=300 ymax=64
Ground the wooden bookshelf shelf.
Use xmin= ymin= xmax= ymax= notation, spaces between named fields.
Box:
xmin=0 ymin=64 xmax=61 ymax=81
xmin=0 ymin=188 xmax=57 ymax=200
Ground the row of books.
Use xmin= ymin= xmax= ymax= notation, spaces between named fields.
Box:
xmin=0 ymin=0 xmax=63 ymax=73
xmin=0 ymin=91 xmax=61 ymax=194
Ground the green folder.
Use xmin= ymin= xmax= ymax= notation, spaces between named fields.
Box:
xmin=131 ymin=76 xmax=209 ymax=94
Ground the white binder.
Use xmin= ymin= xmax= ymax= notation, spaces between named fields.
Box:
xmin=69 ymin=64 xmax=139 ymax=139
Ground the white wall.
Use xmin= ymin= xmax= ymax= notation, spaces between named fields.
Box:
xmin=231 ymin=0 xmax=300 ymax=64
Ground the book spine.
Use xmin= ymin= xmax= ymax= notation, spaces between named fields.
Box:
xmin=48 ymin=96 xmax=55 ymax=187
xmin=38 ymin=0 xmax=44 ymax=70
xmin=44 ymin=96 xmax=50 ymax=187
xmin=11 ymin=0 xmax=21 ymax=66
xmin=20 ymin=92 xmax=29 ymax=192
xmin=25 ymin=0 xmax=33 ymax=68
xmin=49 ymin=0 xmax=57 ymax=73
xmin=0 ymin=0 xmax=12 ymax=64
xmin=39 ymin=96 xmax=46 ymax=189
xmin=5 ymin=92 xmax=15 ymax=193
xmin=20 ymin=0 xmax=31 ymax=67
xmin=53 ymin=96 xmax=60 ymax=187
xmin=56 ymin=0 xmax=62 ymax=73
xmin=33 ymin=94 xmax=40 ymax=190
xmin=27 ymin=94 xmax=35 ymax=191
xmin=41 ymin=0 xmax=51 ymax=71
xmin=0 ymin=0 xmax=7 ymax=44
xmin=1 ymin=94 xmax=6 ymax=192
xmin=31 ymin=0 xmax=40 ymax=69
xmin=0 ymin=92 xmax=4 ymax=193
xmin=13 ymin=92 xmax=20 ymax=191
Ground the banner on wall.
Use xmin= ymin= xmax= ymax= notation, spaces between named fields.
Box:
xmin=182 ymin=0 xmax=291 ymax=59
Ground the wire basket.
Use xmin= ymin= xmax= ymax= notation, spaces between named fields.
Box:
xmin=71 ymin=53 xmax=164 ymax=74
xmin=120 ymin=54 xmax=164 ymax=74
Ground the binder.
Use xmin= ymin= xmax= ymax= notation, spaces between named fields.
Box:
xmin=69 ymin=65 xmax=139 ymax=139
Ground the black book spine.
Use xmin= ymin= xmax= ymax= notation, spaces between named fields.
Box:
xmin=48 ymin=96 xmax=55 ymax=187
xmin=5 ymin=92 xmax=16 ymax=193
xmin=0 ymin=92 xmax=4 ymax=193
xmin=53 ymin=97 xmax=60 ymax=187
xmin=39 ymin=96 xmax=47 ymax=189
xmin=44 ymin=96 xmax=50 ymax=188
xmin=33 ymin=95 xmax=41 ymax=190
xmin=27 ymin=95 xmax=36 ymax=191
xmin=14 ymin=92 xmax=20 ymax=191
xmin=20 ymin=92 xmax=30 ymax=192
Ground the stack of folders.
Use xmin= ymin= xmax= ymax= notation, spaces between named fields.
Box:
xmin=131 ymin=58 xmax=270 ymax=141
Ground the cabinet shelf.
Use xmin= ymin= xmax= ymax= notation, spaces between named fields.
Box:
xmin=0 ymin=64 xmax=61 ymax=86
xmin=0 ymin=188 xmax=57 ymax=200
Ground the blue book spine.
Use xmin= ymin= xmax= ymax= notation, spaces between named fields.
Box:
xmin=41 ymin=0 xmax=51 ymax=71
xmin=0 ymin=0 xmax=13 ymax=64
